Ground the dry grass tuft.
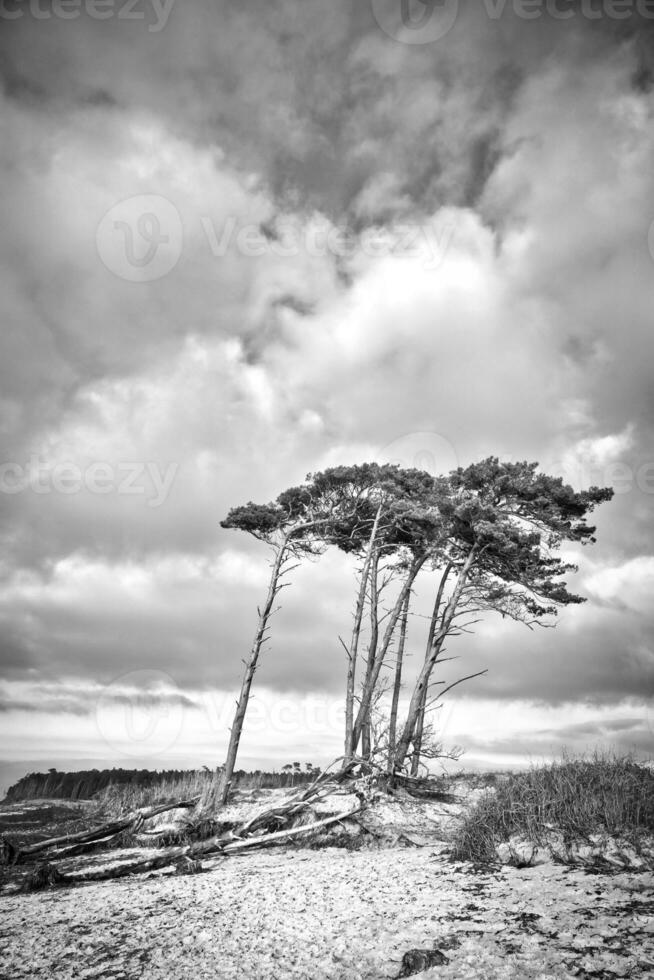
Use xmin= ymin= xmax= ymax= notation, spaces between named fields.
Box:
xmin=94 ymin=771 xmax=213 ymax=820
xmin=451 ymin=751 xmax=654 ymax=864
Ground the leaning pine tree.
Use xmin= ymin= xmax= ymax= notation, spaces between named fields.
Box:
xmin=303 ymin=463 xmax=447 ymax=761
xmin=217 ymin=458 xmax=613 ymax=798
xmin=217 ymin=486 xmax=331 ymax=805
xmin=392 ymin=458 xmax=613 ymax=772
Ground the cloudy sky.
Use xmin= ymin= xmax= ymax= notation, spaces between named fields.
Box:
xmin=1 ymin=0 xmax=653 ymax=792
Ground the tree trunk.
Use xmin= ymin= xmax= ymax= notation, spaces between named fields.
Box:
xmin=387 ymin=591 xmax=409 ymax=775
xmin=393 ymin=548 xmax=477 ymax=770
xmin=20 ymin=772 xmax=364 ymax=890
xmin=361 ymin=551 xmax=380 ymax=760
xmin=31 ymin=805 xmax=364 ymax=889
xmin=218 ymin=536 xmax=291 ymax=805
xmin=344 ymin=505 xmax=383 ymax=760
xmin=351 ymin=554 xmax=426 ymax=755
xmin=8 ymin=799 xmax=199 ymax=865
xmin=410 ymin=562 xmax=452 ymax=776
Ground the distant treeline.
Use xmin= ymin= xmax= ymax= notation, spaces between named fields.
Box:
xmin=4 ymin=766 xmax=318 ymax=803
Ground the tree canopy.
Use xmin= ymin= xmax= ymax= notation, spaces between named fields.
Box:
xmin=219 ymin=456 xmax=613 ymax=786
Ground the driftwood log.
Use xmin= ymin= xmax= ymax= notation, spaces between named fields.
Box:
xmin=3 ymin=757 xmax=454 ymax=889
xmin=9 ymin=763 xmax=369 ymax=889
xmin=23 ymin=804 xmax=362 ymax=887
xmin=391 ymin=773 xmax=460 ymax=802
xmin=2 ymin=798 xmax=200 ymax=866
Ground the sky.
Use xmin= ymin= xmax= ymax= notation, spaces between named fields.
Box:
xmin=0 ymin=0 xmax=653 ymax=793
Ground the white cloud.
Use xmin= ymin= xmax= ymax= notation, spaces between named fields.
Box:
xmin=585 ymin=556 xmax=654 ymax=613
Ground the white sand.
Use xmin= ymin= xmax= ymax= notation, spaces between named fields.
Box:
xmin=2 ymin=845 xmax=652 ymax=979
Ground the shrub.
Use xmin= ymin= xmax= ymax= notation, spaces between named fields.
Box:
xmin=451 ymin=751 xmax=654 ymax=863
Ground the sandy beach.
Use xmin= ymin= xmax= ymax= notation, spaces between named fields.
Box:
xmin=2 ymin=842 xmax=653 ymax=980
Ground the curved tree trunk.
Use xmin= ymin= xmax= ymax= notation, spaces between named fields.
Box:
xmin=361 ymin=551 xmax=380 ymax=760
xmin=410 ymin=562 xmax=452 ymax=776
xmin=351 ymin=554 xmax=426 ymax=756
xmin=394 ymin=548 xmax=477 ymax=770
xmin=218 ymin=535 xmax=291 ymax=805
xmin=387 ymin=590 xmax=409 ymax=776
xmin=344 ymin=505 xmax=382 ymax=760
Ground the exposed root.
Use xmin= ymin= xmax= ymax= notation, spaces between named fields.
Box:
xmin=174 ymin=857 xmax=203 ymax=875
xmin=22 ymin=862 xmax=68 ymax=892
xmin=397 ymin=947 xmax=450 ymax=977
xmin=0 ymin=837 xmax=18 ymax=866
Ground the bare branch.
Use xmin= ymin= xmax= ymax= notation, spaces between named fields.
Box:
xmin=438 ymin=669 xmax=488 ymax=700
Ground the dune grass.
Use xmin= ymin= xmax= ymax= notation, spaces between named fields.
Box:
xmin=451 ymin=752 xmax=654 ymax=863
xmin=92 ymin=768 xmax=315 ymax=820
xmin=93 ymin=770 xmax=215 ymax=820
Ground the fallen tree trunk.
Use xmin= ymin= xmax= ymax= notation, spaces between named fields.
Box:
xmin=236 ymin=757 xmax=362 ymax=837
xmin=5 ymin=797 xmax=200 ymax=865
xmin=57 ymin=844 xmax=202 ymax=883
xmin=392 ymin=773 xmax=460 ymax=802
xmin=237 ymin=784 xmax=347 ymax=836
xmin=45 ymin=830 xmax=133 ymax=861
xmin=223 ymin=805 xmax=363 ymax=854
xmin=15 ymin=759 xmax=370 ymax=889
xmin=9 ymin=762 xmax=361 ymax=868
xmin=30 ymin=804 xmax=362 ymax=888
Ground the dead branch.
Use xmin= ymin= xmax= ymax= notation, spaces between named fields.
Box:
xmin=45 ymin=830 xmax=132 ymax=861
xmin=438 ymin=669 xmax=488 ymax=699
xmin=5 ymin=797 xmax=199 ymax=865
xmin=223 ymin=805 xmax=362 ymax=854
xmin=21 ymin=800 xmax=363 ymax=889
xmin=12 ymin=754 xmax=371 ymax=888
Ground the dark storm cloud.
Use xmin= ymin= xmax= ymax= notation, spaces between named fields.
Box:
xmin=541 ymin=717 xmax=646 ymax=737
xmin=0 ymin=685 xmax=198 ymax=715
xmin=0 ymin=1 xmax=639 ymax=222
xmin=460 ymin=719 xmax=654 ymax=763
xmin=464 ymin=619 xmax=654 ymax=706
xmin=0 ymin=696 xmax=90 ymax=715
xmin=0 ymin=549 xmax=360 ymax=693
xmin=0 ymin=2 xmax=651 ymax=462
